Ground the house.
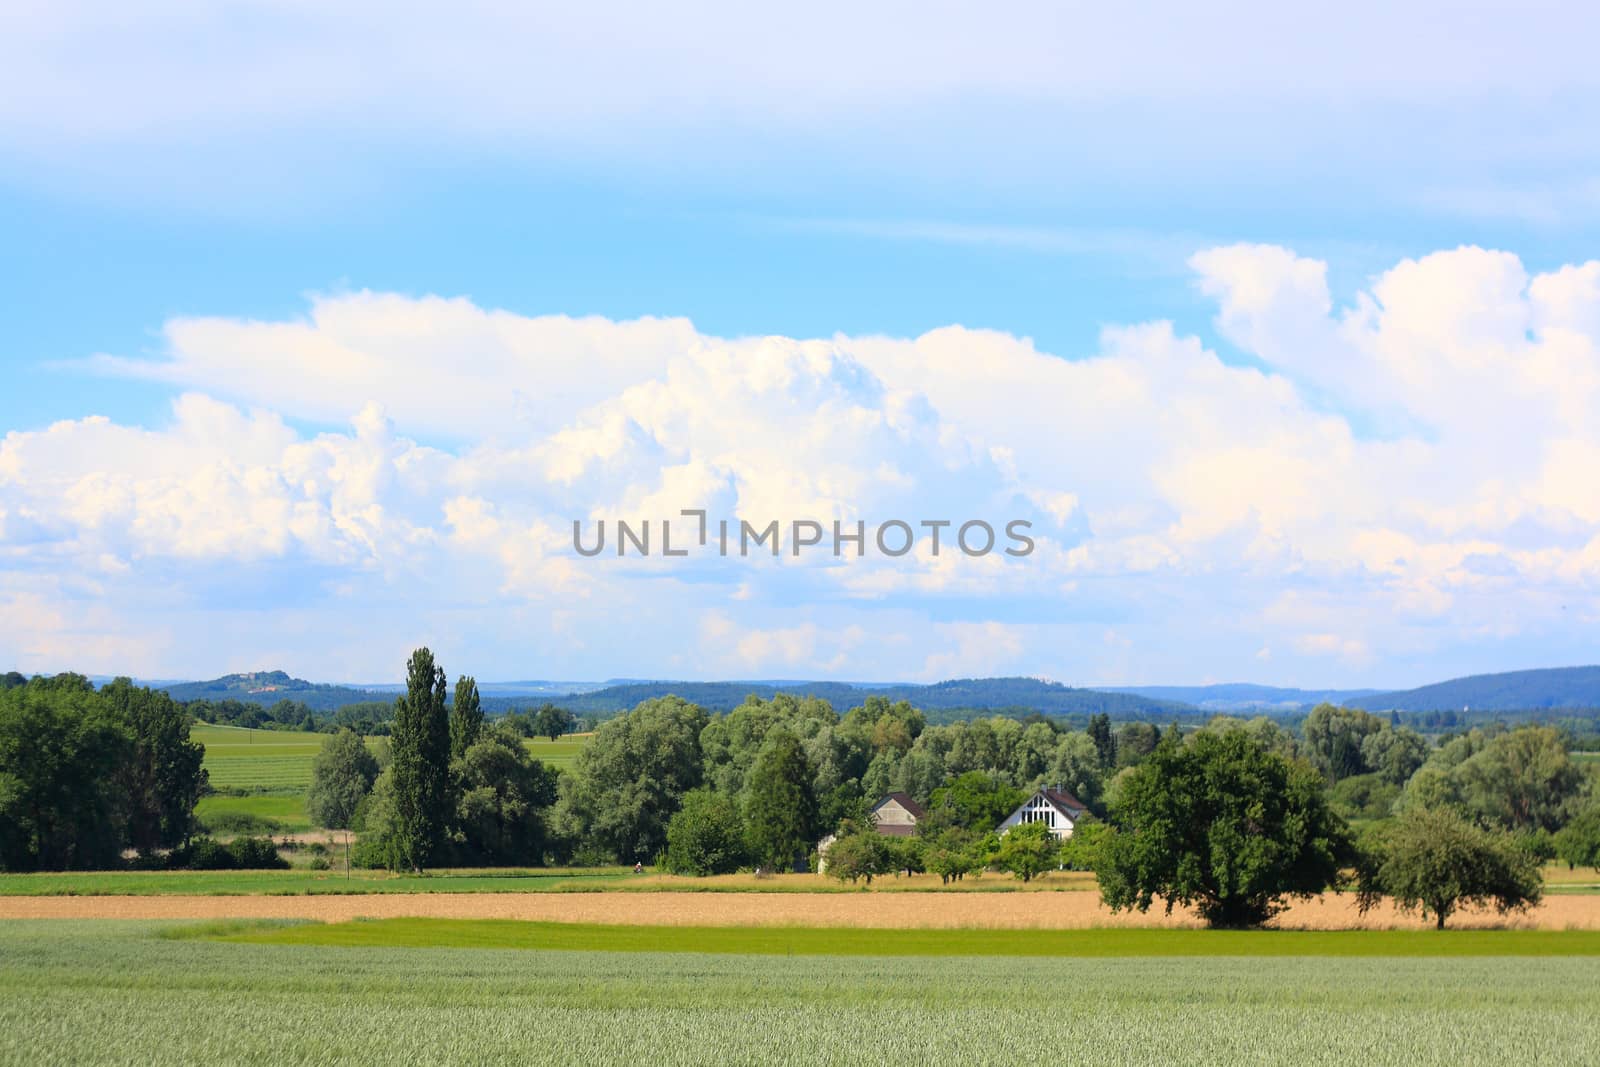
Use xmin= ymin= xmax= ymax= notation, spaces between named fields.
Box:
xmin=997 ymin=786 xmax=1087 ymax=840
xmin=866 ymin=792 xmax=924 ymax=837
xmin=816 ymin=792 xmax=926 ymax=872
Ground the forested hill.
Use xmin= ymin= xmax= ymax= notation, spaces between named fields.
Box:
xmin=1352 ymin=666 xmax=1600 ymax=712
xmin=158 ymin=671 xmax=383 ymax=711
xmin=555 ymin=677 xmax=1194 ymax=721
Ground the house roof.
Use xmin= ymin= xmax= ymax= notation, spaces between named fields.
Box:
xmin=874 ymin=823 xmax=918 ymax=837
xmin=1039 ymin=787 xmax=1087 ymax=815
xmin=872 ymin=792 xmax=926 ymax=819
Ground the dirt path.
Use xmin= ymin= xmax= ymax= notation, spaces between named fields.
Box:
xmin=5 ymin=891 xmax=1599 ymax=930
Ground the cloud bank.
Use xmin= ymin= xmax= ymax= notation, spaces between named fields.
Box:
xmin=5 ymin=244 xmax=1600 ymax=683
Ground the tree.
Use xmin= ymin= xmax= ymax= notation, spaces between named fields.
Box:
xmin=1361 ymin=726 xmax=1429 ymax=786
xmin=823 ymin=826 xmax=893 ymax=884
xmin=1356 ymin=807 xmax=1543 ymax=929
xmin=387 ymin=648 xmax=452 ymax=871
xmin=662 ymin=788 xmax=747 ymax=875
xmin=0 ymin=678 xmax=129 ymax=871
xmin=1086 ymin=713 xmax=1115 ymax=769
xmin=306 ymin=729 xmax=380 ymax=877
xmin=1097 ymin=730 xmax=1351 ymax=927
xmin=1452 ymin=727 xmax=1584 ymax=833
xmin=532 ymin=703 xmax=576 ymax=743
xmin=922 ymin=827 xmax=981 ymax=884
xmin=1057 ymin=816 xmax=1110 ymax=871
xmin=100 ymin=678 xmax=207 ymax=853
xmin=449 ymin=676 xmax=483 ymax=761
xmin=928 ymin=771 xmax=1024 ymax=831
xmin=1554 ymin=802 xmax=1600 ymax=872
xmin=743 ymin=728 xmax=819 ymax=871
xmin=453 ymin=726 xmax=558 ymax=865
xmin=554 ymin=696 xmax=708 ymax=863
xmin=1115 ymin=722 xmax=1160 ymax=768
xmin=1302 ymin=704 xmax=1386 ymax=782
xmin=994 ymin=821 xmax=1058 ymax=882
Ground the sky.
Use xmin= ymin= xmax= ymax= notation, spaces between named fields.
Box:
xmin=5 ymin=2 xmax=1600 ymax=687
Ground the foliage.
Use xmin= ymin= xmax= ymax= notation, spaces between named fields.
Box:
xmin=663 ymin=788 xmax=748 ymax=875
xmin=1086 ymin=713 xmax=1115 ymax=768
xmin=449 ymin=676 xmax=484 ymax=761
xmin=1553 ymin=801 xmax=1600 ymax=871
xmin=1057 ymin=816 xmax=1110 ymax=871
xmin=452 ymin=726 xmax=558 ymax=865
xmin=1097 ymin=729 xmax=1352 ymax=927
xmin=533 ymin=703 xmax=577 ymax=742
xmin=168 ymin=835 xmax=288 ymax=870
xmin=1302 ymin=704 xmax=1387 ymax=781
xmin=554 ymin=695 xmax=708 ymax=863
xmin=306 ymin=729 xmax=380 ymax=833
xmin=1356 ymin=807 xmax=1543 ymax=929
xmin=100 ymin=679 xmax=209 ymax=853
xmin=921 ymin=828 xmax=981 ymax=884
xmin=822 ymin=826 xmax=894 ymax=884
xmin=1327 ymin=773 xmax=1401 ymax=821
xmin=993 ymin=821 xmax=1058 ymax=882
xmin=928 ymin=772 xmax=1024 ymax=831
xmin=742 ymin=728 xmax=819 ymax=871
xmin=387 ymin=648 xmax=452 ymax=871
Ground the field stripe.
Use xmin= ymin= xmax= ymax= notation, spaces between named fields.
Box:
xmin=218 ymin=918 xmax=1600 ymax=957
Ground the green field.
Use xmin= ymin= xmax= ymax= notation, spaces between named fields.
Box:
xmin=1 ymin=921 xmax=1596 ymax=1065
xmin=193 ymin=793 xmax=313 ymax=833
xmin=191 ymin=724 xmax=590 ymax=837
xmin=219 ymin=918 xmax=1600 ymax=958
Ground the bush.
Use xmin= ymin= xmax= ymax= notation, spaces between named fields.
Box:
xmin=307 ymin=855 xmax=332 ymax=871
xmin=228 ymin=835 xmax=289 ymax=870
xmin=663 ymin=789 xmax=747 ymax=876
xmin=167 ymin=835 xmax=288 ymax=871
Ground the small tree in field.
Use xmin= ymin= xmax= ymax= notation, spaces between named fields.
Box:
xmin=533 ymin=704 xmax=576 ymax=743
xmin=663 ymin=788 xmax=747 ymax=875
xmin=1554 ymin=802 xmax=1600 ymax=872
xmin=825 ymin=829 xmax=892 ymax=885
xmin=994 ymin=821 xmax=1058 ymax=882
xmin=306 ymin=729 xmax=379 ymax=878
xmin=1357 ymin=807 xmax=1543 ymax=929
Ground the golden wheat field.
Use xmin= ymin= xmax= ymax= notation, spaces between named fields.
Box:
xmin=6 ymin=890 xmax=1600 ymax=929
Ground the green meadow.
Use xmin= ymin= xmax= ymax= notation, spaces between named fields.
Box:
xmin=216 ymin=917 xmax=1600 ymax=958
xmin=191 ymin=723 xmax=590 ymax=832
xmin=1 ymin=921 xmax=1596 ymax=1066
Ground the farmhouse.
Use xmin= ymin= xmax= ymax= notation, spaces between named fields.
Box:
xmin=997 ymin=786 xmax=1087 ymax=840
xmin=866 ymin=792 xmax=924 ymax=836
xmin=816 ymin=793 xmax=926 ymax=872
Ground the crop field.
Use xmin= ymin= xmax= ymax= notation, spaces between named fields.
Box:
xmin=192 ymin=724 xmax=327 ymax=792
xmin=193 ymin=793 xmax=313 ymax=833
xmin=1 ymin=921 xmax=1596 ymax=1066
xmin=522 ymin=732 xmax=590 ymax=769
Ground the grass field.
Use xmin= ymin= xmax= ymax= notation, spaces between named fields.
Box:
xmin=191 ymin=723 xmax=591 ymax=836
xmin=214 ymin=917 xmax=1600 ymax=957
xmin=1 ymin=921 xmax=1596 ymax=1065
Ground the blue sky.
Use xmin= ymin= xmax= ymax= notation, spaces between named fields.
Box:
xmin=4 ymin=3 xmax=1600 ymax=686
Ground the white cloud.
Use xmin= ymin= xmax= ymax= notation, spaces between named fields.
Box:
xmin=9 ymin=242 xmax=1600 ymax=681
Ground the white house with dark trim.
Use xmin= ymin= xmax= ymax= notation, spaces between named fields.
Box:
xmin=997 ymin=786 xmax=1087 ymax=840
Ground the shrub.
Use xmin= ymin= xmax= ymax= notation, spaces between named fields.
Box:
xmin=228 ymin=835 xmax=289 ymax=870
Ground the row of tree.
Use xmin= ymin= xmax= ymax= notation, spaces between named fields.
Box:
xmin=0 ymin=675 xmax=207 ymax=870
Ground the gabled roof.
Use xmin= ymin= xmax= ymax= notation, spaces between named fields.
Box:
xmin=872 ymin=792 xmax=926 ymax=819
xmin=1038 ymin=787 xmax=1087 ymax=816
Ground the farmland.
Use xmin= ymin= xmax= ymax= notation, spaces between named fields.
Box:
xmin=191 ymin=723 xmax=590 ymax=832
xmin=1 ymin=921 xmax=1596 ymax=1066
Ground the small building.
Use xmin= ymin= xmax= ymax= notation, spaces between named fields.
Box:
xmin=997 ymin=786 xmax=1087 ymax=840
xmin=816 ymin=792 xmax=926 ymax=872
xmin=867 ymin=792 xmax=924 ymax=837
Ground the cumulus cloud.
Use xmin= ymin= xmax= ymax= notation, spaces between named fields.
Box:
xmin=8 ymin=243 xmax=1600 ymax=682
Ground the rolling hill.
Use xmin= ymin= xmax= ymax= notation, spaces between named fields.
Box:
xmin=1353 ymin=666 xmax=1600 ymax=712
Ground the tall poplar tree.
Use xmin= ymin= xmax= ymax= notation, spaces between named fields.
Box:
xmin=389 ymin=647 xmax=451 ymax=872
xmin=450 ymin=675 xmax=484 ymax=761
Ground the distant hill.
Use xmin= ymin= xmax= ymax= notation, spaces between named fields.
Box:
xmin=159 ymin=671 xmax=384 ymax=711
xmin=1105 ymin=684 xmax=1381 ymax=712
xmin=555 ymin=676 xmax=1193 ymax=720
xmin=1353 ymin=666 xmax=1600 ymax=712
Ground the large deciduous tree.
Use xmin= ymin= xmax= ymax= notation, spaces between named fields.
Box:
xmin=453 ymin=726 xmax=558 ymax=865
xmin=554 ymin=696 xmax=708 ymax=863
xmin=1097 ymin=729 xmax=1351 ymax=927
xmin=1356 ymin=807 xmax=1542 ymax=929
xmin=100 ymin=678 xmax=207 ymax=854
xmin=387 ymin=648 xmax=452 ymax=872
